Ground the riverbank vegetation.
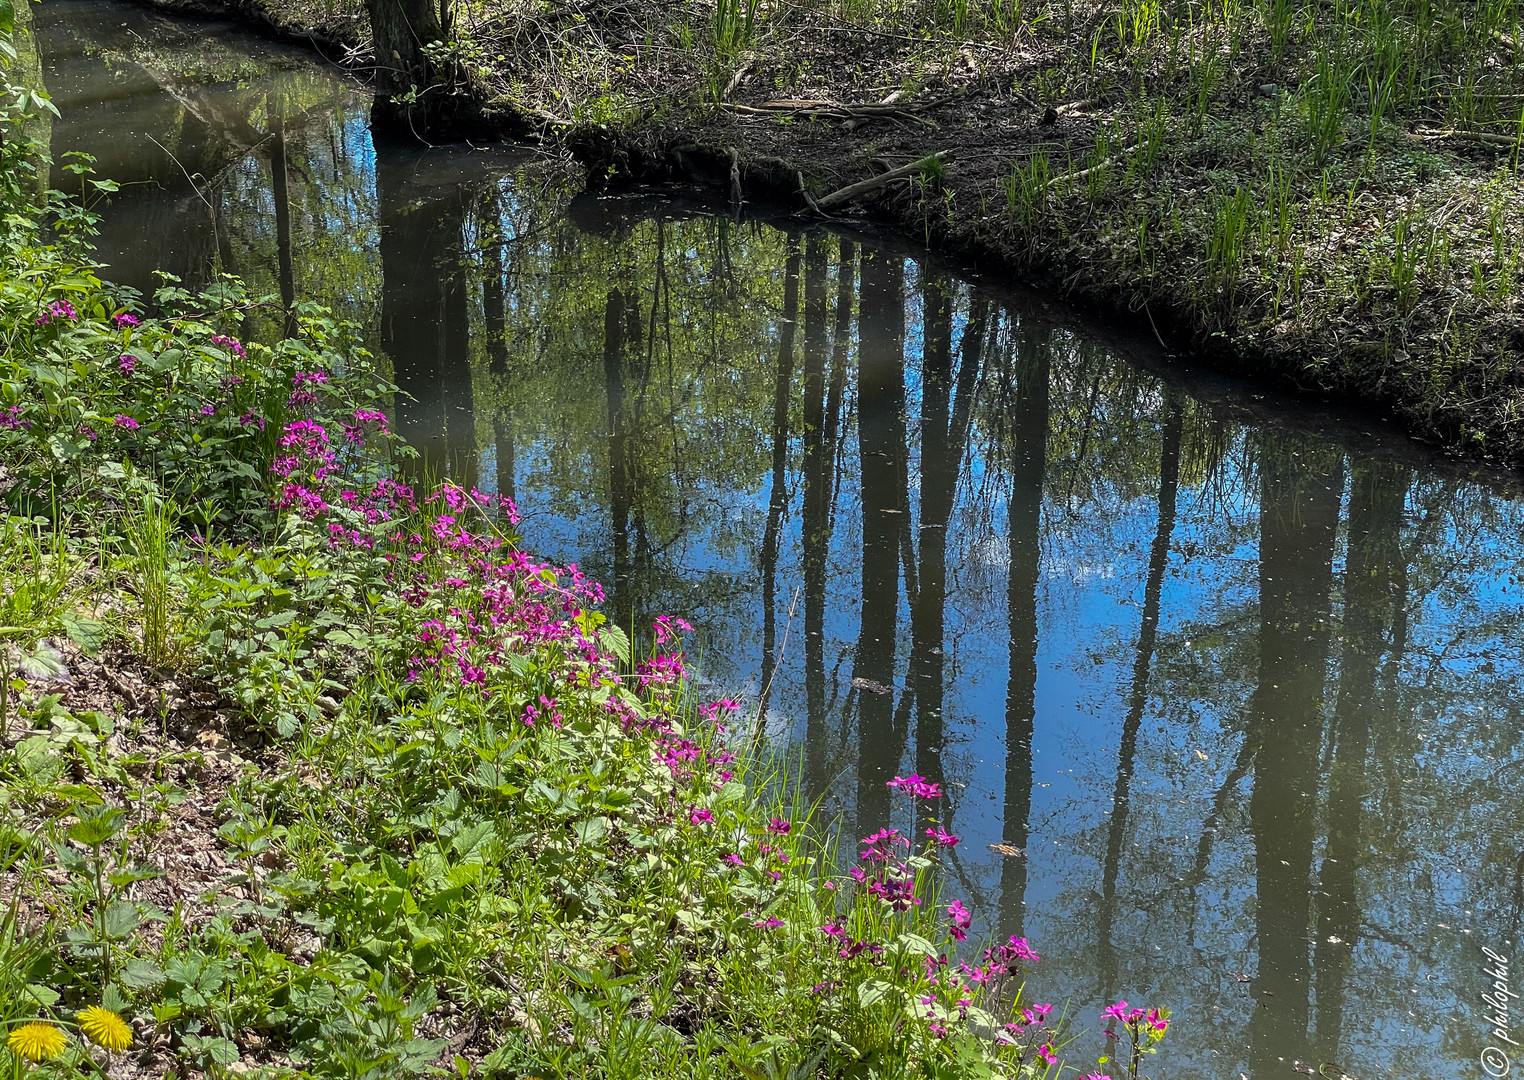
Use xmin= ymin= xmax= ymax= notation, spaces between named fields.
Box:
xmin=0 ymin=18 xmax=1170 ymax=1080
xmin=148 ymin=0 xmax=1524 ymax=465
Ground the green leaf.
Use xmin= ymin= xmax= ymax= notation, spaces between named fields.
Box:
xmin=895 ymin=932 xmax=938 ymax=958
xmin=855 ymin=978 xmax=895 ymax=1010
xmin=573 ymin=816 xmax=609 ymax=846
xmin=599 ymin=624 xmax=632 ymax=666
xmin=61 ymin=611 xmax=107 ymax=654
xmin=17 ymin=640 xmax=69 ymax=683
xmin=13 ymin=736 xmax=61 ymax=783
xmin=67 ymin=806 xmax=125 ymax=846
xmin=22 ymin=984 xmax=59 ymax=1008
xmin=101 ymin=901 xmax=141 ymax=940
xmin=119 ymin=958 xmax=166 ymax=988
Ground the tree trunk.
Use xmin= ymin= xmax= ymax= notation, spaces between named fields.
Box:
xmin=368 ymin=0 xmax=445 ymax=130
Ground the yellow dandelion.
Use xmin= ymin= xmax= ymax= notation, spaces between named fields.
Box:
xmin=8 ymin=1022 xmax=67 ymax=1062
xmin=77 ymin=1007 xmax=132 ymax=1053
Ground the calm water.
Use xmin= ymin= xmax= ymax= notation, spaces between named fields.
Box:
xmin=35 ymin=3 xmax=1524 ymax=1075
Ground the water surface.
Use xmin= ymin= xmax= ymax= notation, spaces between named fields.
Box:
xmin=34 ymin=4 xmax=1524 ymax=1076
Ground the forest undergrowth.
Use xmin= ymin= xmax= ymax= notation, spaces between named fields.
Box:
xmin=143 ymin=0 xmax=1524 ymax=466
xmin=0 ymin=13 xmax=1169 ymax=1080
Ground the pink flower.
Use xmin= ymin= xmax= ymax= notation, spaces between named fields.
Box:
xmin=689 ymin=807 xmax=714 ymax=826
xmin=724 ymin=853 xmax=744 ymax=867
xmin=1103 ymin=1000 xmax=1130 ymax=1023
xmin=209 ymin=334 xmax=246 ymax=359
xmin=947 ymin=900 xmax=971 ymax=941
xmin=0 ymin=405 xmax=28 ymax=430
xmin=767 ymin=817 xmax=792 ymax=835
xmin=35 ymin=299 xmax=77 ymax=325
xmin=925 ymin=826 xmax=960 ymax=847
xmin=118 ymin=354 xmax=135 ymax=374
xmin=113 ymin=312 xmax=140 ymax=327
xmin=753 ymin=916 xmax=784 ymax=929
xmin=112 ymin=414 xmax=139 ymax=429
xmin=1038 ymin=1044 xmax=1056 ymax=1066
xmin=887 ymin=774 xmax=942 ymax=799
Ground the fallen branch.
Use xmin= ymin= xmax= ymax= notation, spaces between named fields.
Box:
xmin=1494 ymin=29 xmax=1522 ymax=54
xmin=1411 ymin=123 xmax=1522 ymax=149
xmin=722 ymin=98 xmax=931 ymax=127
xmin=1043 ymin=136 xmax=1141 ymax=190
xmin=797 ymin=170 xmax=826 ymax=216
xmin=816 ymin=151 xmax=952 ymax=210
xmin=722 ymin=60 xmax=752 ymax=100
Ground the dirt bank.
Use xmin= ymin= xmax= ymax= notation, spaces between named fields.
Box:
xmin=129 ymin=0 xmax=1524 ymax=469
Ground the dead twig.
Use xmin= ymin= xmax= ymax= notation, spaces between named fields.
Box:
xmin=1043 ymin=135 xmax=1141 ymax=189
xmin=728 ymin=146 xmax=743 ymax=212
xmin=1410 ymin=122 xmax=1522 ymax=149
xmin=722 ymin=59 xmax=752 ymax=100
xmin=816 ymin=150 xmax=952 ymax=209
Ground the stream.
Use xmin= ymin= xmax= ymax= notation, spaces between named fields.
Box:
xmin=33 ymin=2 xmax=1524 ymax=1075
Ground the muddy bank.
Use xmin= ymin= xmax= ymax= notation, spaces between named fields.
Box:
xmin=121 ymin=0 xmax=1524 ymax=470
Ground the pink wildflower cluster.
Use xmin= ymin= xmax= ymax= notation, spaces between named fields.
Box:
xmin=288 ymin=370 xmax=330 ymax=409
xmin=113 ymin=312 xmax=141 ymax=327
xmin=209 ymin=334 xmax=247 ymax=360
xmin=35 ymin=299 xmax=77 ymax=325
xmin=698 ymin=697 xmax=739 ymax=733
xmin=343 ymin=409 xmax=390 ymax=442
xmin=886 ymin=773 xmax=942 ymax=800
xmin=1104 ymin=1000 xmax=1169 ymax=1034
xmin=272 ymin=419 xmax=335 ymax=480
xmin=0 ymin=405 xmax=27 ymax=430
xmin=653 ymin=614 xmax=693 ymax=644
xmin=821 ymin=921 xmax=885 ymax=961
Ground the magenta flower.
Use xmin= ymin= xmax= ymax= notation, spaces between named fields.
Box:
xmin=118 ymin=354 xmax=135 ymax=374
xmin=112 ymin=414 xmax=139 ymax=429
xmin=926 ymin=826 xmax=960 ymax=847
xmin=653 ymin=614 xmax=694 ymax=644
xmin=689 ymin=807 xmax=714 ymax=826
xmin=767 ymin=817 xmax=792 ymax=835
xmin=724 ymin=853 xmax=744 ymax=868
xmin=753 ymin=916 xmax=784 ymax=929
xmin=887 ymin=773 xmax=942 ymax=799
xmin=209 ymin=334 xmax=246 ymax=359
xmin=1005 ymin=936 xmax=1040 ymax=964
xmin=1103 ymin=1000 xmax=1130 ymax=1023
xmin=35 ymin=299 xmax=77 ymax=325
xmin=113 ymin=312 xmax=140 ymax=327
xmin=947 ymin=899 xmax=971 ymax=941
xmin=1038 ymin=1044 xmax=1056 ymax=1066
